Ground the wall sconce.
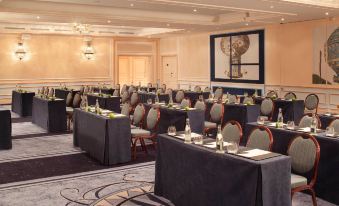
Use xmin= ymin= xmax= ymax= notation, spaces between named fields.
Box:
xmin=15 ymin=42 xmax=26 ymax=61
xmin=83 ymin=41 xmax=95 ymax=60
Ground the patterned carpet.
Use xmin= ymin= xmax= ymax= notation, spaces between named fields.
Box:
xmin=0 ymin=109 xmax=336 ymax=206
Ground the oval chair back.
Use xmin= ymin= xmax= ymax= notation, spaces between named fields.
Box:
xmin=175 ymin=90 xmax=185 ymax=103
xmin=260 ymin=98 xmax=274 ymax=121
xmin=128 ymin=86 xmax=135 ymax=94
xmin=48 ymin=88 xmax=54 ymax=97
xmin=165 ymin=88 xmax=173 ymax=95
xmin=79 ymin=86 xmax=85 ymax=95
xmin=41 ymin=87 xmax=45 ymax=95
xmin=121 ymin=102 xmax=131 ymax=117
xmin=44 ymin=87 xmax=49 ymax=96
xmin=214 ymin=87 xmax=223 ymax=100
xmin=287 ymin=134 xmax=320 ymax=189
xmin=329 ymin=119 xmax=339 ymax=133
xmin=121 ymin=91 xmax=130 ymax=104
xmin=305 ymin=94 xmax=319 ymax=114
xmin=147 ymin=107 xmax=161 ymax=132
xmin=133 ymin=103 xmax=145 ymax=127
xmin=66 ymin=92 xmax=73 ymax=107
xmin=194 ymin=100 xmax=206 ymax=111
xmin=121 ymin=84 xmax=127 ymax=95
xmin=162 ymin=84 xmax=166 ymax=91
xmin=194 ymin=86 xmax=202 ymax=92
xmin=113 ymin=89 xmax=120 ymax=97
xmin=228 ymin=94 xmax=237 ymax=104
xmin=204 ymin=87 xmax=210 ymax=93
xmin=180 ymin=98 xmax=191 ymax=108
xmin=298 ymin=113 xmax=321 ymax=128
xmin=266 ymin=90 xmax=278 ymax=98
xmin=284 ymin=92 xmax=297 ymax=100
xmin=243 ymin=96 xmax=254 ymax=104
xmin=246 ymin=126 xmax=273 ymax=151
xmin=72 ymin=93 xmax=82 ymax=108
xmin=222 ymin=120 xmax=243 ymax=144
xmin=130 ymin=92 xmax=139 ymax=107
xmin=209 ymin=102 xmax=224 ymax=124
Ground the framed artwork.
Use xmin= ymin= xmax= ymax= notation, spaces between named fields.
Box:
xmin=210 ymin=30 xmax=265 ymax=84
xmin=313 ymin=26 xmax=339 ymax=85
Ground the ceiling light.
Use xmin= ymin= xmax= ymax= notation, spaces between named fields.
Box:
xmin=325 ymin=12 xmax=329 ymax=15
xmin=15 ymin=42 xmax=26 ymax=61
xmin=281 ymin=18 xmax=285 ymax=21
xmin=245 ymin=23 xmax=249 ymax=26
xmin=130 ymin=3 xmax=134 ymax=7
xmin=270 ymin=5 xmax=275 ymax=8
xmin=83 ymin=41 xmax=95 ymax=60
xmin=193 ymin=9 xmax=197 ymax=12
xmin=166 ymin=23 xmax=170 ymax=27
xmin=36 ymin=16 xmax=40 ymax=19
xmin=107 ymin=20 xmax=111 ymax=23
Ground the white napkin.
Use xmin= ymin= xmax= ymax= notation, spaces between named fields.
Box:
xmin=204 ymin=141 xmax=231 ymax=148
xmin=238 ymin=149 xmax=270 ymax=158
xmin=175 ymin=133 xmax=201 ymax=140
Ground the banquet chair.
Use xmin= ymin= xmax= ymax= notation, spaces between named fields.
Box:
xmin=121 ymin=84 xmax=128 ymax=95
xmin=79 ymin=86 xmax=85 ymax=95
xmin=266 ymin=90 xmax=278 ymax=98
xmin=128 ymin=86 xmax=135 ymax=94
xmin=204 ymin=102 xmax=224 ymax=136
xmin=131 ymin=107 xmax=160 ymax=160
xmin=65 ymin=92 xmax=74 ymax=107
xmin=131 ymin=103 xmax=146 ymax=128
xmin=329 ymin=119 xmax=339 ymax=133
xmin=41 ymin=87 xmax=45 ymax=95
xmin=305 ymin=94 xmax=319 ymax=114
xmin=121 ymin=102 xmax=132 ymax=117
xmin=130 ymin=92 xmax=139 ymax=108
xmin=243 ymin=96 xmax=254 ymax=104
xmin=121 ymin=91 xmax=130 ymax=104
xmin=222 ymin=120 xmax=243 ymax=144
xmin=147 ymin=83 xmax=152 ymax=88
xmin=288 ymin=134 xmax=320 ymax=206
xmin=214 ymin=87 xmax=223 ymax=100
xmin=66 ymin=93 xmax=81 ymax=131
xmin=260 ymin=98 xmax=274 ymax=121
xmin=284 ymin=92 xmax=297 ymax=100
xmin=194 ymin=100 xmax=206 ymax=111
xmin=156 ymin=88 xmax=163 ymax=94
xmin=44 ymin=87 xmax=50 ymax=96
xmin=194 ymin=86 xmax=202 ymax=92
xmin=175 ymin=90 xmax=185 ymax=103
xmin=48 ymin=88 xmax=54 ymax=97
xmin=298 ymin=113 xmax=321 ymax=128
xmin=204 ymin=87 xmax=210 ymax=93
xmin=162 ymin=84 xmax=166 ymax=91
xmin=165 ymin=88 xmax=173 ymax=95
xmin=228 ymin=94 xmax=237 ymax=104
xmin=180 ymin=98 xmax=191 ymax=108
xmin=84 ymin=86 xmax=90 ymax=95
xmin=246 ymin=126 xmax=273 ymax=151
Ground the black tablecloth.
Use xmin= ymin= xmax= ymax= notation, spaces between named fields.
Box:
xmin=139 ymin=87 xmax=156 ymax=92
xmin=11 ymin=91 xmax=35 ymax=116
xmin=144 ymin=104 xmax=204 ymax=134
xmin=0 ymin=107 xmax=11 ymax=149
xmin=87 ymin=94 xmax=121 ymax=113
xmin=245 ymin=123 xmax=339 ymax=205
xmin=255 ymin=98 xmax=304 ymax=123
xmin=93 ymin=87 xmax=115 ymax=95
xmin=138 ymin=92 xmax=169 ymax=104
xmin=55 ymin=89 xmax=80 ymax=100
xmin=184 ymin=91 xmax=210 ymax=105
xmin=32 ymin=97 xmax=67 ymax=132
xmin=73 ymin=109 xmax=131 ymax=165
xmin=205 ymin=102 xmax=260 ymax=128
xmin=155 ymin=134 xmax=291 ymax=206
xmin=319 ymin=114 xmax=337 ymax=129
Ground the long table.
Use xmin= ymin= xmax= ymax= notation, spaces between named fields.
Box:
xmin=155 ymin=134 xmax=291 ymax=206
xmin=172 ymin=90 xmax=210 ymax=105
xmin=55 ymin=89 xmax=80 ymax=100
xmin=11 ymin=90 xmax=35 ymax=116
xmin=245 ymin=122 xmax=339 ymax=205
xmin=0 ymin=107 xmax=11 ymax=150
xmin=254 ymin=98 xmax=304 ymax=123
xmin=138 ymin=92 xmax=170 ymax=104
xmin=73 ymin=109 xmax=131 ymax=165
xmin=144 ymin=104 xmax=204 ymax=134
xmin=32 ymin=96 xmax=67 ymax=132
xmin=318 ymin=114 xmax=337 ymax=129
xmin=93 ymin=87 xmax=115 ymax=95
xmin=87 ymin=94 xmax=121 ymax=113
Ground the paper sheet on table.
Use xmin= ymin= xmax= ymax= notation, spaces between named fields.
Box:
xmin=238 ymin=149 xmax=271 ymax=158
xmin=297 ymin=127 xmax=311 ymax=132
xmin=204 ymin=141 xmax=231 ymax=148
xmin=175 ymin=133 xmax=201 ymax=140
xmin=266 ymin=122 xmax=286 ymax=127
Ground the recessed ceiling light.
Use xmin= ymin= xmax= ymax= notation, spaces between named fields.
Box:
xmin=130 ymin=3 xmax=134 ymax=7
xmin=193 ymin=9 xmax=197 ymax=12
xmin=281 ymin=18 xmax=285 ymax=21
xmin=107 ymin=20 xmax=111 ymax=23
xmin=36 ymin=16 xmax=40 ymax=19
xmin=270 ymin=5 xmax=274 ymax=9
xmin=166 ymin=23 xmax=170 ymax=27
xmin=325 ymin=12 xmax=329 ymax=16
xmin=245 ymin=22 xmax=249 ymax=26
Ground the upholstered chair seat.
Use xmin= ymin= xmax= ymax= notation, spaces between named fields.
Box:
xmin=246 ymin=126 xmax=273 ymax=151
xmin=131 ymin=128 xmax=151 ymax=137
xmin=291 ymin=174 xmax=308 ymax=188
xmin=222 ymin=120 xmax=242 ymax=144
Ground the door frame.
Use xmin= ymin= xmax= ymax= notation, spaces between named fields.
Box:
xmin=161 ymin=54 xmax=178 ymax=85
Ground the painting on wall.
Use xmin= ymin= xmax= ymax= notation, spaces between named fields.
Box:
xmin=210 ymin=30 xmax=264 ymax=84
xmin=313 ymin=26 xmax=339 ymax=85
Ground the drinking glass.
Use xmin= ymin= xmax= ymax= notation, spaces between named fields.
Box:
xmin=147 ymin=98 xmax=153 ymax=104
xmin=227 ymin=141 xmax=239 ymax=154
xmin=193 ymin=135 xmax=203 ymax=145
xmin=257 ymin=116 xmax=265 ymax=125
xmin=326 ymin=127 xmax=335 ymax=137
xmin=167 ymin=126 xmax=176 ymax=136
xmin=286 ymin=121 xmax=295 ymax=130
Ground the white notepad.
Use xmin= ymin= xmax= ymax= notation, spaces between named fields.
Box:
xmin=238 ymin=149 xmax=271 ymax=158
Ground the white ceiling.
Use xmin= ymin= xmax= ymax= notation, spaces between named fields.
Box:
xmin=0 ymin=0 xmax=338 ymax=37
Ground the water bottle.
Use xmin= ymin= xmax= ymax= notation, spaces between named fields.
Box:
xmin=184 ymin=118 xmax=192 ymax=144
xmin=169 ymin=94 xmax=174 ymax=105
xmin=155 ymin=94 xmax=160 ymax=103
xmin=277 ymin=108 xmax=284 ymax=128
xmin=95 ymin=99 xmax=100 ymax=114
xmin=216 ymin=125 xmax=224 ymax=153
xmin=311 ymin=113 xmax=317 ymax=133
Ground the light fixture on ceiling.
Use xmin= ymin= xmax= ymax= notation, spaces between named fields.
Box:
xmin=107 ymin=20 xmax=111 ymax=23
xmin=281 ymin=17 xmax=285 ymax=21
xmin=83 ymin=40 xmax=95 ymax=60
xmin=193 ymin=9 xmax=197 ymax=12
xmin=73 ymin=23 xmax=90 ymax=34
xmin=270 ymin=5 xmax=275 ymax=8
xmin=15 ymin=42 xmax=26 ymax=61
xmin=166 ymin=23 xmax=170 ymax=27
xmin=325 ymin=12 xmax=329 ymax=16
xmin=36 ymin=16 xmax=40 ymax=20
xmin=130 ymin=3 xmax=134 ymax=7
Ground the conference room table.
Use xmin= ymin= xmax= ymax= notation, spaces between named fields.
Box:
xmin=73 ymin=108 xmax=131 ymax=165
xmin=11 ymin=90 xmax=35 ymax=116
xmin=87 ymin=94 xmax=121 ymax=113
xmin=55 ymin=88 xmax=80 ymax=100
xmin=0 ymin=107 xmax=12 ymax=150
xmin=144 ymin=103 xmax=205 ymax=134
xmin=318 ymin=114 xmax=338 ymax=129
xmin=31 ymin=96 xmax=67 ymax=132
xmin=245 ymin=122 xmax=339 ymax=205
xmin=138 ymin=92 xmax=170 ymax=104
xmin=205 ymin=101 xmax=261 ymax=129
xmin=155 ymin=134 xmax=291 ymax=206
xmin=254 ymin=97 xmax=304 ymax=123
xmin=93 ymin=87 xmax=115 ymax=95
xmin=139 ymin=86 xmax=156 ymax=92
